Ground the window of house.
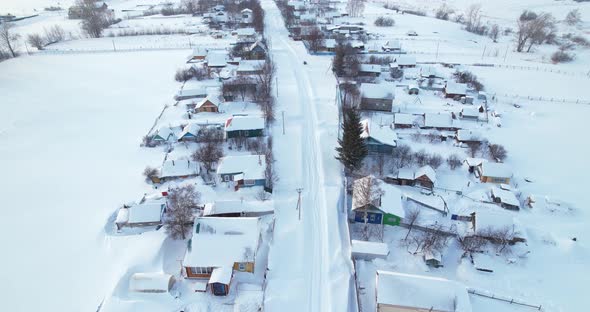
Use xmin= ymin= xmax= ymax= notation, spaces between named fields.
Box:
xmin=244 ymin=179 xmax=255 ymax=186
xmin=369 ymin=214 xmax=376 ymax=222
xmin=244 ymin=130 xmax=249 ymax=136
xmin=224 ymin=175 xmax=230 ymax=182
xmin=238 ymin=263 xmax=246 ymax=271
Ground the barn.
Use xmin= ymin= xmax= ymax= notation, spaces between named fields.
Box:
xmin=359 ymin=83 xmax=394 ymax=112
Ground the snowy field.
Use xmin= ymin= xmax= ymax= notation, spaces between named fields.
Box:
xmin=0 ymin=50 xmax=187 ymax=312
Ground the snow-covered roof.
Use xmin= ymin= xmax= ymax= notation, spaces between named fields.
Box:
xmin=376 ymin=271 xmax=472 ymax=312
xmin=206 ymin=51 xmax=228 ymax=67
xmin=217 ymin=154 xmax=265 ymax=180
xmin=203 ymin=200 xmax=274 ymax=216
xmin=456 ymin=129 xmax=482 ymax=142
xmin=360 ymin=119 xmax=398 ymax=146
xmin=446 ymin=81 xmax=468 ymax=95
xmin=461 ymin=107 xmax=479 ymax=118
xmin=175 ymin=87 xmax=207 ymax=99
xmin=415 ymin=165 xmax=436 ymax=183
xmin=241 ymin=8 xmax=252 ymax=13
xmin=464 ymin=157 xmax=485 ymax=167
xmin=473 ymin=209 xmax=523 ymax=236
xmin=359 ymin=64 xmax=382 ymax=73
xmin=195 ymin=97 xmax=220 ymax=109
xmin=420 ymin=65 xmax=441 ymax=78
xmin=480 ymin=162 xmax=512 ymax=178
xmin=396 ymin=168 xmax=414 ymax=180
xmin=117 ymin=197 xmax=166 ymax=224
xmin=249 ymin=40 xmax=266 ymax=51
xmin=209 ymin=266 xmax=233 ymax=284
xmin=405 ymin=192 xmax=445 ymax=213
xmin=382 ymin=40 xmax=401 ymax=50
xmin=351 ymin=240 xmax=389 ymax=257
xmin=424 ymin=113 xmax=457 ymax=129
xmin=179 ymin=123 xmax=201 ymax=139
xmin=352 ymin=177 xmax=405 ymax=218
xmin=183 ymin=217 xmax=260 ymax=267
xmin=190 ymin=47 xmax=207 ymax=58
xmin=324 ymin=38 xmax=337 ymax=48
xmin=160 ymin=158 xmax=199 ymax=178
xmin=491 ymin=187 xmax=520 ymax=207
xmin=236 ymin=27 xmax=256 ymax=36
xmin=225 ymin=115 xmax=265 ymax=131
xmin=129 ymin=273 xmax=174 ymax=293
xmin=237 ymin=60 xmax=265 ymax=72
xmin=396 ymin=55 xmax=416 ymax=66
xmin=152 ymin=126 xmax=179 ymax=142
xmin=360 ymin=83 xmax=394 ymax=100
xmin=393 ymin=113 xmax=416 ymax=125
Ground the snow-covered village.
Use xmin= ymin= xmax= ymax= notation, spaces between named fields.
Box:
xmin=1 ymin=0 xmax=589 ymax=311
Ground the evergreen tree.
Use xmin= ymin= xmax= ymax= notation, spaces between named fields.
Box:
xmin=332 ymin=43 xmax=345 ymax=77
xmin=336 ymin=108 xmax=367 ymax=172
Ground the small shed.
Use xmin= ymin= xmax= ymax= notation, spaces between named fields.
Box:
xmin=209 ymin=267 xmax=232 ymax=296
xmin=491 ymin=187 xmax=520 ymax=210
xmin=351 ymin=240 xmax=390 ymax=260
xmin=422 ymin=113 xmax=460 ymax=131
xmin=359 ymin=64 xmax=382 ymax=77
xmin=194 ymin=97 xmax=220 ymax=113
xmin=129 ymin=273 xmax=175 ymax=294
xmin=444 ymin=82 xmax=468 ymax=99
xmin=152 ymin=158 xmax=199 ymax=183
xmin=115 ymin=197 xmax=167 ymax=230
xmin=414 ymin=165 xmax=436 ymax=190
xmin=359 ymin=83 xmax=394 ymax=112
xmin=187 ymin=47 xmax=208 ymax=63
xmin=464 ymin=157 xmax=485 ymax=173
xmin=423 ymin=250 xmax=443 ymax=268
xmin=395 ymin=55 xmax=416 ymax=68
xmin=393 ymin=113 xmax=416 ymax=129
xmin=384 ymin=168 xmax=415 ymax=186
xmin=456 ymin=130 xmax=483 ymax=143
xmin=460 ymin=107 xmax=479 ymax=120
xmin=174 ymin=88 xmax=207 ymax=101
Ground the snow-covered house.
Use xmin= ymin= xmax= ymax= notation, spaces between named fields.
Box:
xmin=194 ymin=97 xmax=220 ymax=113
xmin=224 ymin=115 xmax=265 ymax=139
xmin=217 ymin=154 xmax=266 ymax=187
xmin=360 ymin=119 xmax=398 ymax=154
xmin=444 ymin=81 xmax=468 ymax=99
xmin=477 ymin=162 xmax=512 ymax=184
xmin=236 ymin=60 xmax=265 ymax=75
xmin=460 ymin=107 xmax=480 ymax=120
xmin=469 ymin=210 xmax=526 ymax=244
xmin=351 ymin=177 xmax=406 ymax=226
xmin=394 ymin=55 xmax=416 ymax=68
xmin=358 ymin=64 xmax=382 ymax=77
xmin=174 ymin=87 xmax=207 ymax=101
xmin=149 ymin=126 xmax=180 ymax=144
xmin=187 ymin=47 xmax=208 ymax=63
xmin=385 ymin=168 xmax=415 ymax=186
xmin=129 ymin=273 xmax=175 ymax=294
xmin=351 ymin=240 xmax=389 ymax=260
xmin=359 ymin=83 xmax=394 ymax=112
xmin=152 ymin=158 xmax=199 ymax=183
xmin=414 ymin=165 xmax=436 ymax=190
xmin=420 ymin=66 xmax=443 ymax=79
xmin=491 ymin=186 xmax=520 ymax=210
xmin=323 ymin=38 xmax=337 ymax=51
xmin=212 ymin=11 xmax=228 ymax=23
xmin=393 ymin=113 xmax=417 ymax=129
xmin=235 ymin=27 xmax=257 ymax=42
xmin=206 ymin=51 xmax=229 ymax=69
xmin=424 ymin=250 xmax=443 ymax=268
xmin=375 ymin=271 xmax=472 ymax=312
xmin=422 ymin=113 xmax=460 ymax=131
xmin=382 ymin=40 xmax=401 ymax=52
xmin=247 ymin=40 xmax=267 ymax=59
xmin=115 ymin=196 xmax=167 ymax=230
xmin=183 ymin=217 xmax=262 ymax=296
xmin=455 ymin=129 xmax=483 ymax=143
xmin=203 ymin=200 xmax=274 ymax=217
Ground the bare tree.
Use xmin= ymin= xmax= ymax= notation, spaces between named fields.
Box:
xmin=515 ymin=11 xmax=556 ymax=52
xmin=414 ymin=149 xmax=429 ymax=166
xmin=409 ymin=224 xmax=451 ymax=254
xmin=182 ymin=0 xmax=199 ymax=15
xmin=254 ymin=58 xmax=277 ymax=121
xmin=565 ymin=9 xmax=581 ymax=26
xmin=404 ymin=207 xmax=421 ymax=241
xmin=392 ymin=144 xmax=413 ymax=168
xmin=458 ymin=234 xmax=487 ymax=257
xmin=192 ymin=141 xmax=223 ymax=173
xmin=479 ymin=225 xmax=521 ymax=254
xmin=0 ymin=22 xmax=20 ymax=58
xmin=340 ymin=82 xmax=360 ymax=109
xmin=488 ymin=143 xmax=507 ymax=161
xmin=447 ymin=154 xmax=462 ymax=170
xmin=75 ymin=0 xmax=115 ymax=38
xmin=346 ymin=0 xmax=366 ymax=17
xmin=164 ymin=185 xmax=200 ymax=240
xmin=489 ymin=24 xmax=500 ymax=41
xmin=44 ymin=25 xmax=65 ymax=44
xmin=466 ymin=142 xmax=481 ymax=157
xmin=354 ymin=176 xmax=384 ymax=240
xmin=143 ymin=166 xmax=159 ymax=181
xmin=464 ymin=4 xmax=483 ymax=33
xmin=27 ymin=33 xmax=45 ymax=50
xmin=428 ymin=154 xmax=443 ymax=169
xmin=264 ymin=139 xmax=278 ymax=190
xmin=306 ymin=26 xmax=324 ymax=52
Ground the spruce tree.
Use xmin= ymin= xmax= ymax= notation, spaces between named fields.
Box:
xmin=336 ymin=108 xmax=367 ymax=172
xmin=332 ymin=44 xmax=345 ymax=77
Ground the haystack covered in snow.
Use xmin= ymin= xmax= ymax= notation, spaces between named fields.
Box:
xmin=375 ymin=270 xmax=472 ymax=312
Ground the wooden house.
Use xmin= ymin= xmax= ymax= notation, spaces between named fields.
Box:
xmin=394 ymin=55 xmax=416 ymax=68
xmin=460 ymin=107 xmax=479 ymax=120
xmin=187 ymin=47 xmax=208 ymax=63
xmin=217 ymin=154 xmax=266 ymax=187
xmin=359 ymin=83 xmax=394 ymax=112
xmin=385 ymin=168 xmax=415 ymax=186
xmin=424 ymin=250 xmax=443 ymax=268
xmin=422 ymin=113 xmax=460 ymax=131
xmin=477 ymin=162 xmax=512 ymax=184
xmin=236 ymin=60 xmax=265 ymax=75
xmin=151 ymin=158 xmax=199 ymax=183
xmin=241 ymin=8 xmax=253 ymax=24
xmin=375 ymin=271 xmax=472 ymax=312
xmin=455 ymin=129 xmax=483 ymax=144
xmin=358 ymin=64 xmax=382 ymax=77
xmin=414 ymin=165 xmax=436 ymax=190
xmin=224 ymin=115 xmax=265 ymax=139
xmin=115 ymin=196 xmax=167 ymax=231
xmin=393 ymin=113 xmax=416 ymax=129
xmin=360 ymin=118 xmax=398 ymax=154
xmin=235 ymin=27 xmax=257 ymax=43
xmin=444 ymin=81 xmax=468 ymax=99
xmin=247 ymin=41 xmax=267 ymax=59
xmin=174 ymin=87 xmax=207 ymax=101
xmin=351 ymin=177 xmax=405 ymax=226
xmin=183 ymin=217 xmax=261 ymax=296
xmin=194 ymin=97 xmax=220 ymax=113
xmin=491 ymin=186 xmax=520 ymax=210
xmin=150 ymin=126 xmax=179 ymax=144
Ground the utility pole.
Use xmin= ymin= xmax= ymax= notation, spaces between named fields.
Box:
xmin=112 ymin=39 xmax=116 ymax=52
xmin=503 ymin=45 xmax=509 ymax=63
xmin=276 ymin=77 xmax=278 ymax=98
xmin=435 ymin=40 xmax=440 ymax=62
xmin=296 ymin=188 xmax=303 ymax=220
xmin=481 ymin=45 xmax=486 ymax=61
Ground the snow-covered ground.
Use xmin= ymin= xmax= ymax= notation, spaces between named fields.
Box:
xmin=0 ymin=50 xmax=187 ymax=311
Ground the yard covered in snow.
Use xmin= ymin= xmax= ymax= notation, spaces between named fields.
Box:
xmin=0 ymin=50 xmax=187 ymax=311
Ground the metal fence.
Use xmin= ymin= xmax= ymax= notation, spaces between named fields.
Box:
xmin=468 ymin=288 xmax=543 ymax=310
